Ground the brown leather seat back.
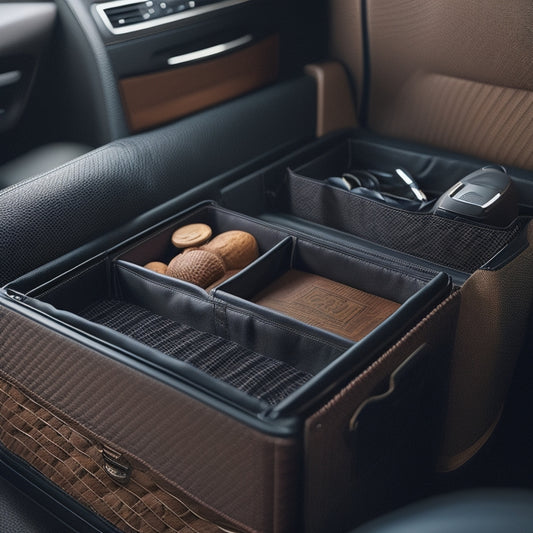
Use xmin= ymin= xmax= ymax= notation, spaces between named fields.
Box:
xmin=331 ymin=0 xmax=533 ymax=169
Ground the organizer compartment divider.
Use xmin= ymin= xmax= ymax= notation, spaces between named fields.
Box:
xmin=214 ymin=236 xmax=431 ymax=343
xmin=281 ymin=168 xmax=524 ymax=272
xmin=220 ymin=135 xmax=527 ymax=274
xmin=3 ymin=201 xmax=452 ymax=414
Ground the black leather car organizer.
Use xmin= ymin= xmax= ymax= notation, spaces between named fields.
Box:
xmin=1 ymin=131 xmax=533 ymax=533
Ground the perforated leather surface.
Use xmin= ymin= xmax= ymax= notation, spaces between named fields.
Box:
xmin=0 ymin=143 xmax=93 ymax=189
xmin=0 ymin=76 xmax=316 ymax=286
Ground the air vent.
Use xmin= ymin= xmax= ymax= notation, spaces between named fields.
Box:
xmin=94 ymin=0 xmax=250 ymax=36
xmin=103 ymin=2 xmax=146 ymax=29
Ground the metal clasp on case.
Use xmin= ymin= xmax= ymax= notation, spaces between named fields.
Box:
xmin=101 ymin=445 xmax=132 ymax=485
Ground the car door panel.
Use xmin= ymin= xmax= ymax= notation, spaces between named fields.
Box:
xmin=119 ymin=34 xmax=279 ymax=131
xmin=0 ymin=3 xmax=56 ymax=135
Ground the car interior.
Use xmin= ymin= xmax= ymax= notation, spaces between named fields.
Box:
xmin=1 ymin=1 xmax=533 ymax=532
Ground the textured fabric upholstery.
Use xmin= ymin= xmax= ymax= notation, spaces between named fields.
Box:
xmin=331 ymin=0 xmax=533 ymax=169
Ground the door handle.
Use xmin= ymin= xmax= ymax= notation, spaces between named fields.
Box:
xmin=167 ymin=34 xmax=253 ymax=66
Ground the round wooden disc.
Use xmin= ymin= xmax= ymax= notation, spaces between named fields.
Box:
xmin=171 ymin=223 xmax=212 ymax=248
xmin=144 ymin=261 xmax=167 ymax=275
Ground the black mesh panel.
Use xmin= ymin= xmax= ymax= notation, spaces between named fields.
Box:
xmin=81 ymin=299 xmax=312 ymax=405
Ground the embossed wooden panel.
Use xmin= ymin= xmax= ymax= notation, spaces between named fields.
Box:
xmin=253 ymin=269 xmax=400 ymax=341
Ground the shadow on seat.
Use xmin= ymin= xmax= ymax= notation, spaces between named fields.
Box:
xmin=351 ymin=489 xmax=533 ymax=533
xmin=0 ymin=143 xmax=92 ymax=189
